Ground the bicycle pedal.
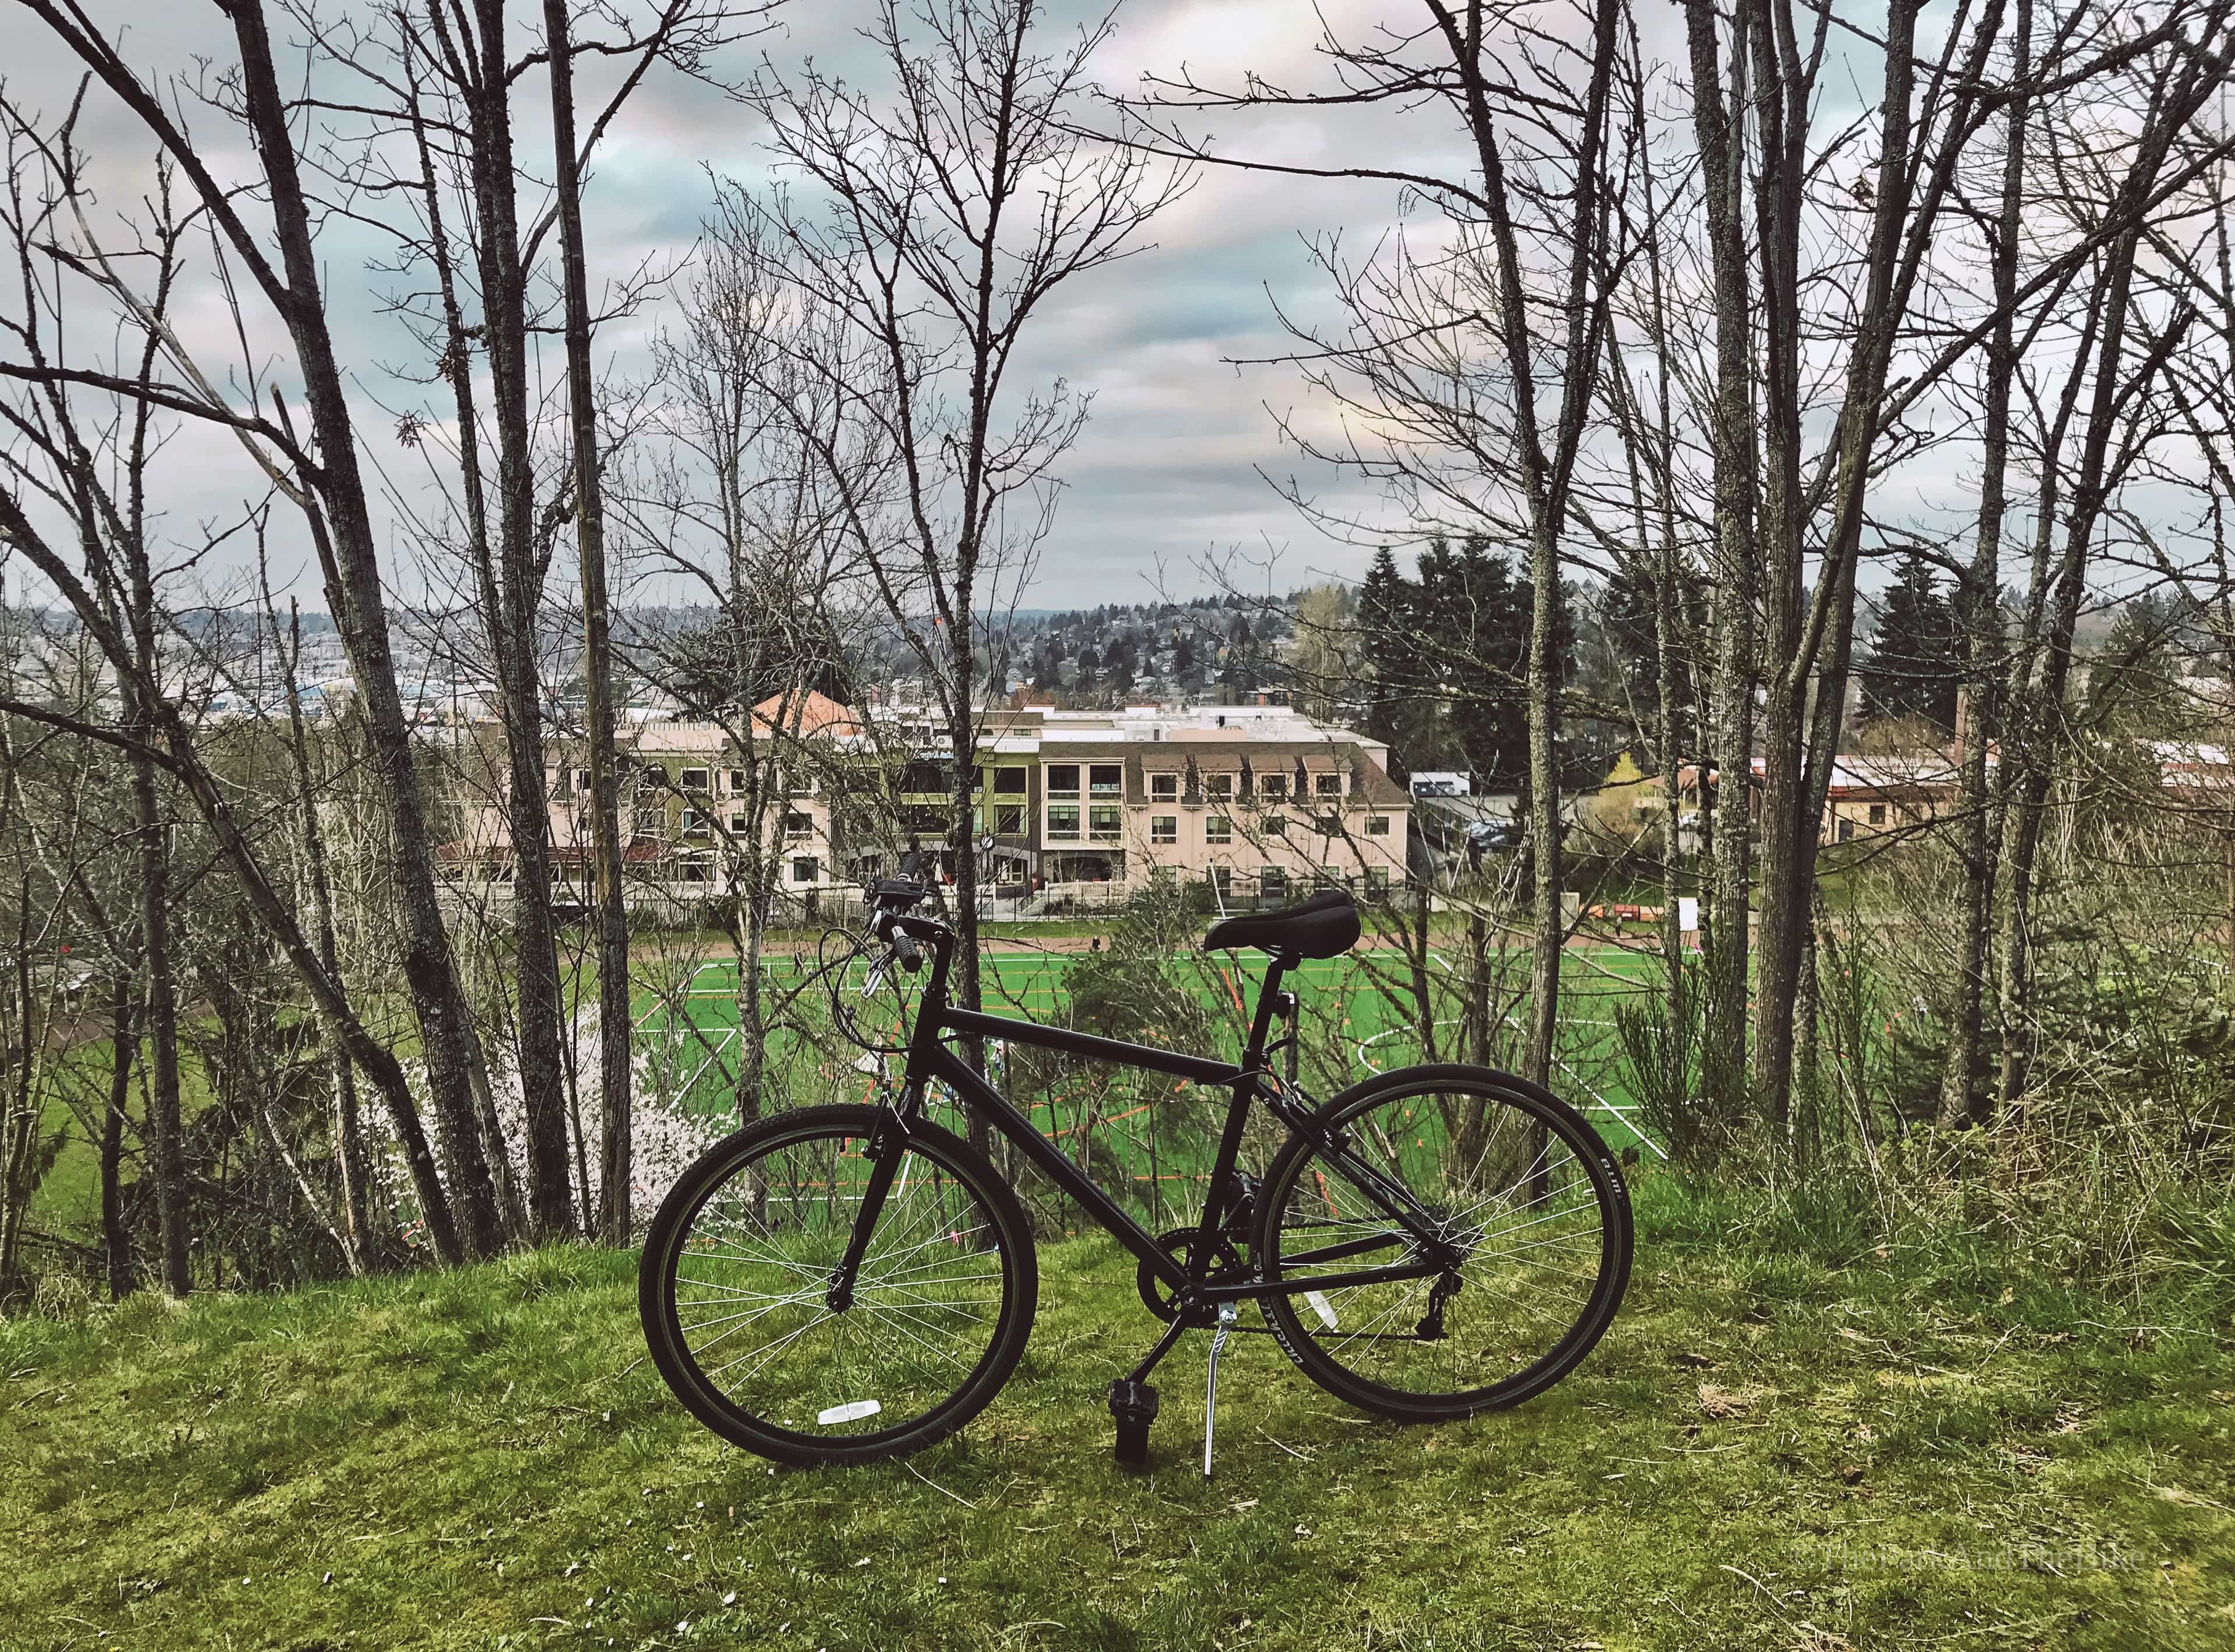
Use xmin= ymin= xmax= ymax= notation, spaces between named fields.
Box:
xmin=1109 ymin=1378 xmax=1159 ymax=1472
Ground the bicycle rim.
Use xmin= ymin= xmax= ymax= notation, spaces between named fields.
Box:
xmin=1260 ymin=1071 xmax=1630 ymax=1415
xmin=648 ymin=1113 xmax=1028 ymax=1458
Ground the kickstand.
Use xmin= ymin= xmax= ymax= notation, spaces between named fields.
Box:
xmin=1202 ymin=1303 xmax=1239 ymax=1479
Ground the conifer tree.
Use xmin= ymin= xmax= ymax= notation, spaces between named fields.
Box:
xmin=1861 ymin=555 xmax=1960 ymax=729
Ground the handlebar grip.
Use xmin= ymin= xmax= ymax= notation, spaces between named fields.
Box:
xmin=893 ymin=934 xmax=924 ymax=973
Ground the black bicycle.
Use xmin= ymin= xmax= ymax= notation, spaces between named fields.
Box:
xmin=640 ymin=876 xmax=1633 ymax=1472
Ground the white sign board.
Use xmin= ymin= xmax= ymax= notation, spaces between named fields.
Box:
xmin=1677 ymin=897 xmax=1700 ymax=934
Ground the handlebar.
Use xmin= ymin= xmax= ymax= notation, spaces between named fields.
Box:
xmin=867 ymin=878 xmax=938 ymax=976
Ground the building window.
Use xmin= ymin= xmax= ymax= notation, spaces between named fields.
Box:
xmin=904 ymin=803 xmax=946 ymax=834
xmin=675 ymin=857 xmax=712 ymax=883
xmin=1151 ymin=814 xmax=1177 ymax=844
xmin=729 ymin=811 xmax=749 ymax=833
xmin=1151 ymin=772 xmax=1178 ymax=801
xmin=1315 ymin=772 xmax=1342 ymax=799
xmin=995 ymin=803 xmax=1025 ymax=836
xmin=1207 ymin=772 xmax=1233 ymax=802
xmin=1867 ymin=802 xmax=1886 ymax=826
xmin=1365 ymin=866 xmax=1391 ymax=897
xmin=1090 ymin=763 xmax=1122 ymax=795
xmin=1088 ymin=805 xmax=1122 ymax=841
xmin=1837 ymin=818 xmax=1856 ymax=843
xmin=728 ymin=768 xmax=747 ymax=793
xmin=792 ymin=856 xmax=820 ymax=884
xmin=680 ymin=767 xmax=709 ymax=793
xmin=573 ymin=768 xmax=592 ymax=795
xmin=641 ymin=763 xmax=668 ymax=788
xmin=1048 ymin=804 xmax=1081 ymax=841
xmin=1048 ymin=763 xmax=1080 ymax=797
xmin=1367 ymin=815 xmax=1390 ymax=836
xmin=995 ymin=767 xmax=1028 ymax=795
xmin=1211 ymin=865 xmax=1234 ymax=898
xmin=784 ymin=811 xmax=813 ymax=840
xmin=680 ymin=808 xmax=710 ymax=841
xmin=1205 ymin=815 xmax=1233 ymax=845
xmin=1260 ymin=866 xmax=1287 ymax=901
xmin=1260 ymin=772 xmax=1288 ymax=801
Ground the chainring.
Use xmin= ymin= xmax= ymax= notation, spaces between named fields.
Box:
xmin=1136 ymin=1227 xmax=1254 ymax=1323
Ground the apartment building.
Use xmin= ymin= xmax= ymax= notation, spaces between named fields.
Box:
xmin=439 ymin=696 xmax=1410 ymax=919
xmin=1659 ymin=751 xmax=1979 ymax=848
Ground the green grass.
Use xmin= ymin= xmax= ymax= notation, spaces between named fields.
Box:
xmin=5 ymin=1175 xmax=2229 ymax=1651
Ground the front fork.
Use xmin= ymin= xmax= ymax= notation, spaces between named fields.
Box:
xmin=825 ymin=1091 xmax=916 ymax=1310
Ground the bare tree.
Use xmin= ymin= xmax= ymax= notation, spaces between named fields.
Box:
xmin=1131 ymin=0 xmax=1627 ymax=1090
xmin=736 ymin=0 xmax=1187 ymax=1121
xmin=623 ymin=184 xmax=886 ymax=1132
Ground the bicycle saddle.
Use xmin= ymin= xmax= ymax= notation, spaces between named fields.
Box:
xmin=1202 ymin=889 xmax=1361 ymax=959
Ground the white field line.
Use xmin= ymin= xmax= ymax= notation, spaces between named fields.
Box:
xmin=1352 ymin=1017 xmax=1668 ymax=1160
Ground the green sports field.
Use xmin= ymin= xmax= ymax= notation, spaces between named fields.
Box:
xmin=629 ymin=943 xmax=1670 ymax=1227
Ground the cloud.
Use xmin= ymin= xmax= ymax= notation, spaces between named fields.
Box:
xmin=0 ymin=2 xmax=1504 ymax=614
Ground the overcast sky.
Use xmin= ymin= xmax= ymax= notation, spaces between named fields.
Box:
xmin=6 ymin=1 xmax=1485 ymax=612
xmin=13 ymin=2 xmax=2101 ymax=626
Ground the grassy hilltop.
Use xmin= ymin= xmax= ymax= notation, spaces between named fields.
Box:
xmin=3 ymin=1178 xmax=2230 ymax=1652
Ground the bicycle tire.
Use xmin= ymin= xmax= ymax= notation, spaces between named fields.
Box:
xmin=639 ymin=1104 xmax=1038 ymax=1466
xmin=1255 ymin=1063 xmax=1631 ymax=1422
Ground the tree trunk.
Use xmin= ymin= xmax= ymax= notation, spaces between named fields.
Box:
xmin=101 ymin=971 xmax=138 ymax=1299
xmin=541 ymin=0 xmax=635 ymax=1242
xmin=1940 ymin=0 xmax=2031 ymax=1129
xmin=449 ymin=0 xmax=572 ymax=1242
xmin=129 ymin=733 xmax=189 ymax=1296
xmin=285 ymin=602 xmax=372 ymax=1273
xmin=1682 ymin=0 xmax=1759 ymax=1128
xmin=1466 ymin=908 xmax=1491 ymax=1067
xmin=948 ymin=685 xmax=993 ymax=1160
xmin=1743 ymin=0 xmax=1813 ymax=1135
xmin=1 ymin=886 xmax=34 ymax=1292
xmin=225 ymin=1 xmax=505 ymax=1255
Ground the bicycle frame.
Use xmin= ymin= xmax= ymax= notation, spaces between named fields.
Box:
xmin=863 ymin=910 xmax=1456 ymax=1309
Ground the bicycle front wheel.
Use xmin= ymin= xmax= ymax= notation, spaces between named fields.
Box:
xmin=1256 ymin=1064 xmax=1631 ymax=1422
xmin=639 ymin=1104 xmax=1037 ymax=1466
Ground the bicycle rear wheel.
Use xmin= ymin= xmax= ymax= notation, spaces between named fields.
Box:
xmin=1256 ymin=1064 xmax=1631 ymax=1422
xmin=639 ymin=1104 xmax=1037 ymax=1466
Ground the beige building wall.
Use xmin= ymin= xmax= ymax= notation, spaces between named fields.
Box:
xmin=439 ymin=702 xmax=1411 ymax=916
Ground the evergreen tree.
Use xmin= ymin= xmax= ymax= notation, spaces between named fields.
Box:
xmin=1428 ymin=535 xmax=1548 ymax=788
xmin=1599 ymin=562 xmax=1705 ymax=721
xmin=1861 ymin=553 xmax=1960 ymax=729
xmin=1358 ymin=545 xmax=1421 ymax=761
xmin=2088 ymin=593 xmax=2184 ymax=729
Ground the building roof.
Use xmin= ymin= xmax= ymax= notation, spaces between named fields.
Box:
xmin=753 ymin=688 xmax=861 ymax=738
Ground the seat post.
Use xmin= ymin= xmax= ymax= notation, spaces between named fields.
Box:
xmin=1240 ymin=951 xmax=1297 ymax=1067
